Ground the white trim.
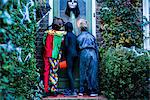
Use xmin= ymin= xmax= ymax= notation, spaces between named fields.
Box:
xmin=49 ymin=0 xmax=53 ymax=26
xmin=143 ymin=0 xmax=150 ymax=50
xmin=37 ymin=11 xmax=50 ymax=25
xmin=92 ymin=0 xmax=96 ymax=37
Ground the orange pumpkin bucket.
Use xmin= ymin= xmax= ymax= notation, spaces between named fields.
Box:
xmin=59 ymin=60 xmax=67 ymax=69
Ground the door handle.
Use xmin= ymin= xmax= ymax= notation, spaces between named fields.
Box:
xmin=93 ymin=13 xmax=96 ymax=17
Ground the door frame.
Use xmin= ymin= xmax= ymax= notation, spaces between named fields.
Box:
xmin=143 ymin=0 xmax=150 ymax=50
xmin=48 ymin=0 xmax=53 ymax=26
xmin=49 ymin=0 xmax=96 ymax=37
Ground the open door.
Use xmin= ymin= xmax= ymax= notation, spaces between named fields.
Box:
xmin=49 ymin=0 xmax=96 ymax=89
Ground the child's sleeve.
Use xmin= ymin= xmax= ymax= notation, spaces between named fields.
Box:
xmin=65 ymin=35 xmax=69 ymax=48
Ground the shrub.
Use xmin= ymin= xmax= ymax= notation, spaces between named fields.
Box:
xmin=98 ymin=0 xmax=143 ymax=48
xmin=0 ymin=0 xmax=43 ymax=99
xmin=100 ymin=47 xmax=150 ymax=99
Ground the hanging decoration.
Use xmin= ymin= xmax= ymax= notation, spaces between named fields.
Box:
xmin=65 ymin=0 xmax=80 ymax=18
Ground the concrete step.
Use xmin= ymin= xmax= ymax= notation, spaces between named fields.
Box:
xmin=43 ymin=95 xmax=107 ymax=100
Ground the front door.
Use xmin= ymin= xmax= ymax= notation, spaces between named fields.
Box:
xmin=49 ymin=0 xmax=96 ymax=89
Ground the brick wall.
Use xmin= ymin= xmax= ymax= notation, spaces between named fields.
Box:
xmin=36 ymin=15 xmax=49 ymax=79
xmin=96 ymin=1 xmax=103 ymax=47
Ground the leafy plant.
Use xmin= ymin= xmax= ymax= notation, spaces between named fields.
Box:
xmin=36 ymin=0 xmax=51 ymax=20
xmin=97 ymin=0 xmax=150 ymax=99
xmin=98 ymin=0 xmax=143 ymax=49
xmin=0 ymin=0 xmax=43 ymax=99
xmin=100 ymin=47 xmax=150 ymax=99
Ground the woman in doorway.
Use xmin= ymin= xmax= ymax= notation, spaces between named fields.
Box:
xmin=77 ymin=19 xmax=99 ymax=97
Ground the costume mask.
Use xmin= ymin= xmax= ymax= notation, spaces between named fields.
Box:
xmin=52 ymin=17 xmax=65 ymax=30
xmin=65 ymin=0 xmax=80 ymax=18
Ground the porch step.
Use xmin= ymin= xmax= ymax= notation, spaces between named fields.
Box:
xmin=43 ymin=95 xmax=107 ymax=100
xmin=58 ymin=78 xmax=79 ymax=89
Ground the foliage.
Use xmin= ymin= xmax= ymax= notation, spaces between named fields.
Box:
xmin=98 ymin=0 xmax=143 ymax=49
xmin=97 ymin=0 xmax=150 ymax=99
xmin=36 ymin=0 xmax=51 ymax=20
xmin=100 ymin=47 xmax=150 ymax=99
xmin=0 ymin=0 xmax=43 ymax=99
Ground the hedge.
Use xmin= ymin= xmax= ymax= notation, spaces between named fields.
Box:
xmin=100 ymin=47 xmax=150 ymax=99
xmin=0 ymin=0 xmax=43 ymax=99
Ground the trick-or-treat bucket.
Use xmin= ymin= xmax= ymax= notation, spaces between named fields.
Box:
xmin=59 ymin=60 xmax=67 ymax=69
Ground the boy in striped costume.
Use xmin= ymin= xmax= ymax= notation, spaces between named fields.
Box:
xmin=43 ymin=17 xmax=66 ymax=97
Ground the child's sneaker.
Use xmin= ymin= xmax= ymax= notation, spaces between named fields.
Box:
xmin=78 ymin=93 xmax=83 ymax=96
xmin=63 ymin=89 xmax=71 ymax=96
xmin=70 ymin=91 xmax=77 ymax=96
xmin=89 ymin=92 xmax=98 ymax=97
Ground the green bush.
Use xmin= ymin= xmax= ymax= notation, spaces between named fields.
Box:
xmin=100 ymin=47 xmax=150 ymax=99
xmin=0 ymin=0 xmax=43 ymax=99
xmin=98 ymin=0 xmax=143 ymax=48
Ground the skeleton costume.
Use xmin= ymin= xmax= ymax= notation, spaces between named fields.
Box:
xmin=65 ymin=0 xmax=80 ymax=35
xmin=43 ymin=17 xmax=66 ymax=96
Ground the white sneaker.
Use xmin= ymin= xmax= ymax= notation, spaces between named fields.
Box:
xmin=90 ymin=93 xmax=98 ymax=97
xmin=78 ymin=93 xmax=83 ymax=96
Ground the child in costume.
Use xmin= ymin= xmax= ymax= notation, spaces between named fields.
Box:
xmin=77 ymin=19 xmax=99 ymax=97
xmin=43 ymin=17 xmax=66 ymax=97
xmin=64 ymin=22 xmax=78 ymax=96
